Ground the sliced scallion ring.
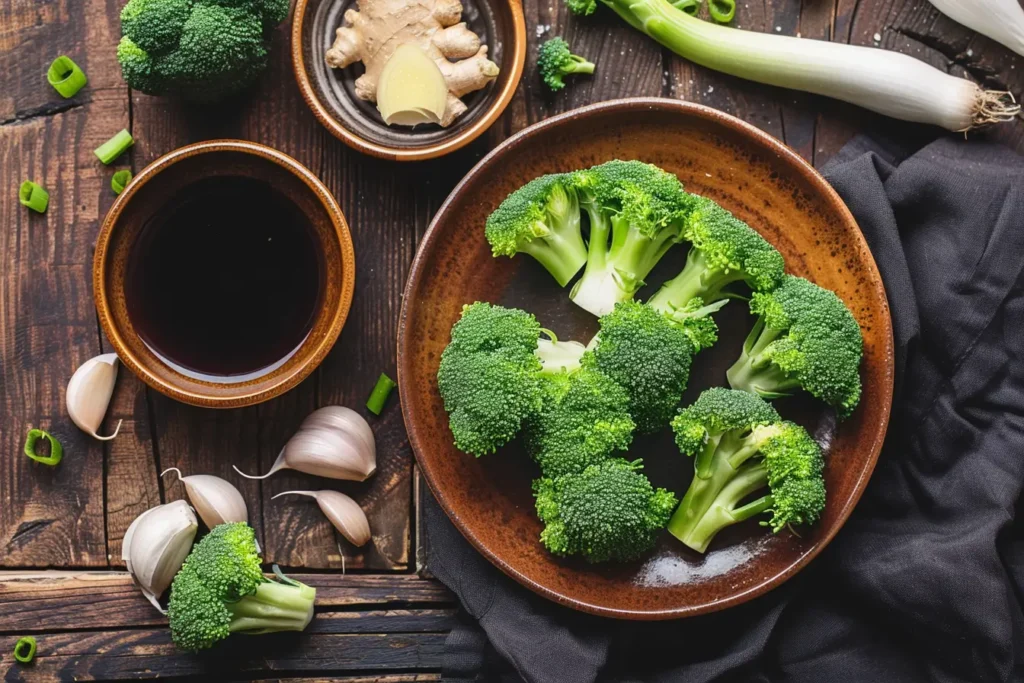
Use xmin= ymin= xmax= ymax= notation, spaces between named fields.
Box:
xmin=94 ymin=129 xmax=134 ymax=165
xmin=18 ymin=181 xmax=49 ymax=213
xmin=111 ymin=169 xmax=133 ymax=195
xmin=47 ymin=56 xmax=87 ymax=98
xmin=24 ymin=428 xmax=63 ymax=466
xmin=709 ymin=0 xmax=736 ymax=23
xmin=366 ymin=373 xmax=397 ymax=415
xmin=13 ymin=636 xmax=37 ymax=664
xmin=671 ymin=0 xmax=700 ymax=15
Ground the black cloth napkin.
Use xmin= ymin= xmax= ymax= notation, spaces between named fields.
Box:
xmin=422 ymin=135 xmax=1024 ymax=683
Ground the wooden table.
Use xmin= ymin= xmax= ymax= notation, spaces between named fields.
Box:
xmin=1 ymin=0 xmax=1021 ymax=678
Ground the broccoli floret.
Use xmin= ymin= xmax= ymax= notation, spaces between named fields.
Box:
xmin=569 ymin=160 xmax=693 ymax=316
xmin=486 ymin=173 xmax=588 ymax=287
xmin=534 ymin=459 xmax=677 ymax=562
xmin=437 ymin=303 xmax=545 ymax=456
xmin=117 ymin=0 xmax=288 ymax=101
xmin=647 ymin=195 xmax=784 ymax=313
xmin=665 ymin=296 xmax=728 ymax=352
xmin=584 ymin=301 xmax=703 ymax=433
xmin=167 ymin=523 xmax=315 ymax=651
xmin=565 ymin=0 xmax=599 ymax=14
xmin=524 ymin=367 xmax=635 ymax=477
xmin=667 ymin=389 xmax=826 ymax=553
xmin=726 ymin=275 xmax=863 ymax=417
xmin=537 ymin=37 xmax=595 ymax=91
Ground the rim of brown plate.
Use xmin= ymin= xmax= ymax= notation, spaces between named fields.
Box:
xmin=291 ymin=0 xmax=527 ymax=161
xmin=94 ymin=139 xmax=356 ymax=409
xmin=399 ymin=97 xmax=894 ymax=619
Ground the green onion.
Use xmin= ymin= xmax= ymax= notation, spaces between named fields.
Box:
xmin=708 ymin=0 xmax=734 ymax=22
xmin=671 ymin=0 xmax=700 ymax=15
xmin=24 ymin=428 xmax=63 ymax=466
xmin=13 ymin=636 xmax=37 ymax=664
xmin=47 ymin=56 xmax=87 ymax=98
xmin=94 ymin=130 xmax=134 ymax=165
xmin=18 ymin=181 xmax=49 ymax=213
xmin=111 ymin=169 xmax=133 ymax=195
xmin=366 ymin=373 xmax=397 ymax=415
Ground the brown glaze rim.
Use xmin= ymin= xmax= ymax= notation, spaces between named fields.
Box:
xmin=398 ymin=98 xmax=895 ymax=619
xmin=291 ymin=0 xmax=527 ymax=161
xmin=94 ymin=139 xmax=356 ymax=409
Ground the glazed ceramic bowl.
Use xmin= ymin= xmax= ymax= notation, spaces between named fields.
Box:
xmin=94 ymin=140 xmax=355 ymax=408
xmin=399 ymin=98 xmax=894 ymax=619
xmin=292 ymin=0 xmax=525 ymax=160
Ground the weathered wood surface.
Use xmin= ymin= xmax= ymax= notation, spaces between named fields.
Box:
xmin=2 ymin=0 xmax=1023 ymax=677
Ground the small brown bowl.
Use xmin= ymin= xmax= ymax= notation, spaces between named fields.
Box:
xmin=94 ymin=140 xmax=355 ymax=408
xmin=398 ymin=98 xmax=894 ymax=619
xmin=292 ymin=0 xmax=525 ymax=161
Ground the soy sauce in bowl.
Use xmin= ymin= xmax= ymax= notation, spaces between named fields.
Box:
xmin=124 ymin=176 xmax=323 ymax=382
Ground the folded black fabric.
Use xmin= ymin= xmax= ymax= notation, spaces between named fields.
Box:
xmin=422 ymin=135 xmax=1024 ymax=683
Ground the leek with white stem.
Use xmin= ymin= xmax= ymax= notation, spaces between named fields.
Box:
xmin=927 ymin=0 xmax=1024 ymax=58
xmin=567 ymin=0 xmax=1019 ymax=130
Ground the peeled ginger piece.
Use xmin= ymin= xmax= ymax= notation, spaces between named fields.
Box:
xmin=377 ymin=44 xmax=448 ymax=126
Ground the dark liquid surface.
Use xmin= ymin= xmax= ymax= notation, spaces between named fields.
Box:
xmin=125 ymin=177 xmax=323 ymax=378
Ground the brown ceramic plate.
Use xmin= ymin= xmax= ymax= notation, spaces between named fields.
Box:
xmin=398 ymin=98 xmax=894 ymax=619
xmin=292 ymin=0 xmax=525 ymax=161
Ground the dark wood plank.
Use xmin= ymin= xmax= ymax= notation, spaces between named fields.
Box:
xmin=274 ymin=677 xmax=440 ymax=682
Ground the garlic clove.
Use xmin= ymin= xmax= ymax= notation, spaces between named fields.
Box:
xmin=272 ymin=490 xmax=371 ymax=547
xmin=122 ymin=500 xmax=197 ymax=613
xmin=161 ymin=468 xmax=247 ymax=528
xmin=66 ymin=353 xmax=122 ymax=440
xmin=302 ymin=407 xmax=376 ymax=464
xmin=376 ymin=44 xmax=448 ymax=127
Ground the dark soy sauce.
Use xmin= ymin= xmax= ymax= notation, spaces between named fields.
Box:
xmin=125 ymin=177 xmax=323 ymax=379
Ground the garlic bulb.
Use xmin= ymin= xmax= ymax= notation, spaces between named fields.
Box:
xmin=161 ymin=468 xmax=247 ymax=528
xmin=122 ymin=500 xmax=197 ymax=613
xmin=234 ymin=406 xmax=376 ymax=481
xmin=272 ymin=490 xmax=371 ymax=546
xmin=66 ymin=353 xmax=122 ymax=440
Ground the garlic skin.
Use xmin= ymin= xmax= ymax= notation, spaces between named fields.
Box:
xmin=122 ymin=500 xmax=197 ymax=613
xmin=161 ymin=468 xmax=247 ymax=528
xmin=272 ymin=490 xmax=371 ymax=546
xmin=234 ymin=406 xmax=376 ymax=482
xmin=66 ymin=353 xmax=122 ymax=440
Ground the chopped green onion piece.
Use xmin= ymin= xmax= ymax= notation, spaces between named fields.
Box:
xmin=366 ymin=373 xmax=397 ymax=415
xmin=18 ymin=181 xmax=49 ymax=213
xmin=709 ymin=0 xmax=736 ymax=23
xmin=24 ymin=428 xmax=63 ymax=466
xmin=94 ymin=129 xmax=134 ymax=165
xmin=671 ymin=0 xmax=700 ymax=15
xmin=13 ymin=636 xmax=37 ymax=664
xmin=47 ymin=56 xmax=87 ymax=98
xmin=111 ymin=169 xmax=133 ymax=195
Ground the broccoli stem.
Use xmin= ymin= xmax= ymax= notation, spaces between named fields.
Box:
xmin=726 ymin=320 xmax=801 ymax=398
xmin=647 ymin=248 xmax=743 ymax=313
xmin=669 ymin=459 xmax=770 ymax=553
xmin=227 ymin=579 xmax=315 ymax=635
xmin=520 ymin=229 xmax=589 ymax=288
xmin=536 ymin=336 xmax=587 ymax=374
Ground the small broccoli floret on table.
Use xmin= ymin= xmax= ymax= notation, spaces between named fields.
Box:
xmin=647 ymin=195 xmax=784 ymax=313
xmin=569 ymin=160 xmax=693 ymax=316
xmin=167 ymin=522 xmax=315 ymax=652
xmin=534 ymin=459 xmax=677 ymax=563
xmin=726 ymin=274 xmax=863 ymax=417
xmin=537 ymin=37 xmax=595 ymax=91
xmin=667 ymin=388 xmax=826 ymax=553
xmin=485 ymin=173 xmax=589 ymax=287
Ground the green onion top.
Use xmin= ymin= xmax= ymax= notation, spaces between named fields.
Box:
xmin=47 ymin=56 xmax=87 ymax=98
xmin=366 ymin=373 xmax=397 ymax=415
xmin=13 ymin=636 xmax=37 ymax=664
xmin=671 ymin=0 xmax=700 ymax=15
xmin=18 ymin=181 xmax=49 ymax=213
xmin=24 ymin=428 xmax=63 ymax=466
xmin=94 ymin=129 xmax=134 ymax=165
xmin=709 ymin=0 xmax=735 ymax=23
xmin=111 ymin=169 xmax=133 ymax=195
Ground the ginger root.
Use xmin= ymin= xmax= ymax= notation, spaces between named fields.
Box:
xmin=325 ymin=0 xmax=499 ymax=127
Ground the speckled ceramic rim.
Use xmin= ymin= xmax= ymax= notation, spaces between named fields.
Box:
xmin=291 ymin=0 xmax=526 ymax=161
xmin=399 ymin=97 xmax=895 ymax=619
xmin=94 ymin=140 xmax=356 ymax=409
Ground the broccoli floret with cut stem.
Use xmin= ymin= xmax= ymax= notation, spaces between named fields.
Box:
xmin=525 ymin=366 xmax=635 ymax=477
xmin=667 ymin=389 xmax=826 ymax=553
xmin=726 ymin=274 xmax=863 ymax=417
xmin=538 ymin=37 xmax=596 ymax=91
xmin=569 ymin=160 xmax=693 ymax=316
xmin=647 ymin=195 xmax=784 ymax=313
xmin=534 ymin=459 xmax=677 ymax=562
xmin=486 ymin=173 xmax=588 ymax=287
xmin=167 ymin=523 xmax=315 ymax=651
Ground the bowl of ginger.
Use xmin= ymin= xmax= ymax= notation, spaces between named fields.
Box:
xmin=292 ymin=0 xmax=525 ymax=160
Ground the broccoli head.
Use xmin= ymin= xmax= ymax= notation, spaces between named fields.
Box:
xmin=569 ymin=160 xmax=693 ymax=316
xmin=667 ymin=389 xmax=826 ymax=553
xmin=647 ymin=195 xmax=784 ymax=314
xmin=537 ymin=37 xmax=596 ymax=91
xmin=726 ymin=274 xmax=863 ymax=417
xmin=167 ymin=522 xmax=315 ymax=651
xmin=534 ymin=459 xmax=677 ymax=562
xmin=117 ymin=0 xmax=289 ymax=101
